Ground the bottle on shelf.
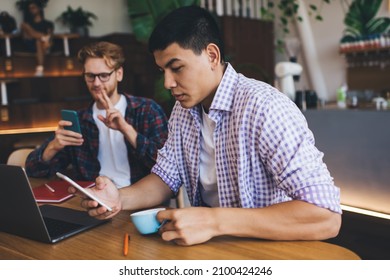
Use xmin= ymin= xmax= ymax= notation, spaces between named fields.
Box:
xmin=337 ymin=84 xmax=347 ymax=109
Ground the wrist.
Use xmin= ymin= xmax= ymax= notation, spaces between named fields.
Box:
xmin=118 ymin=188 xmax=128 ymax=210
xmin=47 ymin=139 xmax=63 ymax=152
xmin=42 ymin=141 xmax=61 ymax=161
xmin=122 ymin=123 xmax=138 ymax=148
xmin=210 ymin=208 xmax=225 ymax=237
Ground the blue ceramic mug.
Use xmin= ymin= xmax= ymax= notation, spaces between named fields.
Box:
xmin=130 ymin=208 xmax=166 ymax=235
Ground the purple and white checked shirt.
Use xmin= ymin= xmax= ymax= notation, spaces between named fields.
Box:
xmin=152 ymin=64 xmax=341 ymax=213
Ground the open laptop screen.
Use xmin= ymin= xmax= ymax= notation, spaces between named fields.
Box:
xmin=0 ymin=164 xmax=109 ymax=243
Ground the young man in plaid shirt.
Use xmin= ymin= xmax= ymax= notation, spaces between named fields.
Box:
xmin=26 ymin=41 xmax=168 ymax=187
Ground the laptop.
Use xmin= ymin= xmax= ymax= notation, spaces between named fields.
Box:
xmin=0 ymin=164 xmax=109 ymax=243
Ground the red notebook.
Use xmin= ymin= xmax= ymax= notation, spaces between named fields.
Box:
xmin=33 ymin=180 xmax=95 ymax=203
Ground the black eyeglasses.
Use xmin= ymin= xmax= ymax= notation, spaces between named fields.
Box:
xmin=83 ymin=70 xmax=116 ymax=82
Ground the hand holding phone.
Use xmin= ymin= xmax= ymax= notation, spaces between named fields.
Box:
xmin=61 ymin=110 xmax=81 ymax=134
xmin=56 ymin=172 xmax=112 ymax=211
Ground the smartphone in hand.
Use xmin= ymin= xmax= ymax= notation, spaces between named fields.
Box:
xmin=61 ymin=110 xmax=81 ymax=133
xmin=56 ymin=172 xmax=112 ymax=211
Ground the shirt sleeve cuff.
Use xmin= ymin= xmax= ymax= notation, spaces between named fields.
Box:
xmin=151 ymin=164 xmax=182 ymax=195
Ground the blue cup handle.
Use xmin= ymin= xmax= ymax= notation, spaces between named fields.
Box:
xmin=157 ymin=219 xmax=168 ymax=229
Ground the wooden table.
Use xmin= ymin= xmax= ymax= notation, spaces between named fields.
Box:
xmin=0 ymin=178 xmax=361 ymax=260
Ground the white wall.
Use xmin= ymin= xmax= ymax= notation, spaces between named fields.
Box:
xmin=1 ymin=0 xmax=132 ymax=36
xmin=291 ymin=0 xmax=348 ymax=101
xmin=307 ymin=0 xmax=346 ymax=101
xmin=279 ymin=0 xmax=389 ymax=101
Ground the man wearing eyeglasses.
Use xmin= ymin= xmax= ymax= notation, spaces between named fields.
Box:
xmin=25 ymin=41 xmax=169 ymax=188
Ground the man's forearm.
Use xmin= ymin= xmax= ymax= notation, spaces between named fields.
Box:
xmin=41 ymin=141 xmax=60 ymax=162
xmin=121 ymin=123 xmax=138 ymax=149
xmin=21 ymin=23 xmax=45 ymax=39
xmin=120 ymin=173 xmax=173 ymax=210
xmin=213 ymin=201 xmax=341 ymax=241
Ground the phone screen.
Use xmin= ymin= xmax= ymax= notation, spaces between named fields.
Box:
xmin=56 ymin=172 xmax=112 ymax=211
xmin=61 ymin=110 xmax=81 ymax=133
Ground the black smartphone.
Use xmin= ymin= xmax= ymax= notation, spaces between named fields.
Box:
xmin=61 ymin=109 xmax=81 ymax=133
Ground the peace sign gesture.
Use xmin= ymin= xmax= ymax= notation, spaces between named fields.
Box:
xmin=96 ymin=90 xmax=138 ymax=148
xmin=96 ymin=90 xmax=127 ymax=132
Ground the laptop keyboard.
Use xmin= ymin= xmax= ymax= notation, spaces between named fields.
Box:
xmin=43 ymin=217 xmax=83 ymax=238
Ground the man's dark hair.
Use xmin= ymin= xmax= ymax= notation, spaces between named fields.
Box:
xmin=148 ymin=5 xmax=225 ymax=62
xmin=17 ymin=0 xmax=48 ymax=23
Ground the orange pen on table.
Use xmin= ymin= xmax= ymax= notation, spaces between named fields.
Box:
xmin=123 ymin=233 xmax=129 ymax=256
